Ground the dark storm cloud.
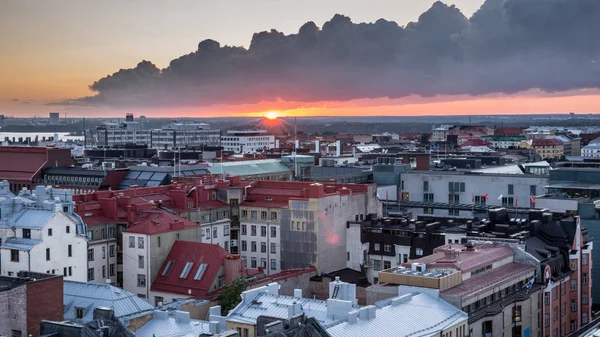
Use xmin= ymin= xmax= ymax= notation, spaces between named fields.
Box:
xmin=53 ymin=0 xmax=600 ymax=108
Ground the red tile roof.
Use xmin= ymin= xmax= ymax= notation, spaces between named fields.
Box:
xmin=150 ymin=241 xmax=229 ymax=299
xmin=198 ymin=200 xmax=230 ymax=210
xmin=532 ymin=138 xmax=563 ymax=147
xmin=124 ymin=210 xmax=200 ymax=235
xmin=460 ymin=138 xmax=491 ymax=147
xmin=494 ymin=127 xmax=525 ymax=136
xmin=0 ymin=146 xmax=74 ymax=182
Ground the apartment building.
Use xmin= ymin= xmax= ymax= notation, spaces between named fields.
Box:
xmin=221 ymin=129 xmax=275 ymax=153
xmin=532 ymin=138 xmax=564 ymax=159
xmin=0 ymin=184 xmax=88 ymax=282
xmin=237 ymin=180 xmax=381 ymax=275
xmin=399 ymin=170 xmax=548 ymax=218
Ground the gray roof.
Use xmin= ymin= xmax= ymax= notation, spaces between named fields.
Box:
xmin=209 ymin=159 xmax=291 ymax=177
xmin=135 ymin=311 xmax=211 ymax=337
xmin=0 ymin=237 xmax=42 ymax=251
xmin=63 ymin=280 xmax=154 ymax=323
xmin=8 ymin=209 xmax=56 ymax=229
xmin=326 ymin=293 xmax=468 ymax=337
xmin=227 ymin=292 xmax=346 ymax=327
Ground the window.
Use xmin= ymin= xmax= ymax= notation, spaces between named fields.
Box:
xmin=64 ymin=267 xmax=67 ymax=276
xmin=583 ymin=253 xmax=589 ymax=265
xmin=261 ymin=211 xmax=268 ymax=220
xmin=251 ymin=225 xmax=257 ymax=236
xmin=416 ymin=248 xmax=423 ymax=256
xmin=88 ymin=248 xmax=94 ymax=261
xmin=508 ymin=184 xmax=514 ymax=195
xmin=241 ymin=240 xmax=247 ymax=251
xmin=270 ymin=227 xmax=276 ymax=238
xmin=583 ymin=312 xmax=589 ymax=325
xmin=571 ymin=279 xmax=577 ymax=291
xmin=137 ymin=274 xmax=146 ymax=287
xmin=242 ymin=210 xmax=248 ymax=219
xmin=76 ymin=307 xmax=84 ymax=319
xmin=373 ymin=277 xmax=379 ymax=284
xmin=157 ymin=236 xmax=161 ymax=247
xmin=374 ymin=243 xmax=380 ymax=251
xmin=155 ymin=296 xmax=164 ymax=306
xmin=205 ymin=228 xmax=211 ymax=239
xmin=260 ymin=258 xmax=267 ymax=268
xmin=501 ymin=197 xmax=514 ymax=207
xmin=423 ymin=193 xmax=434 ymax=202
xmin=553 ymin=307 xmax=557 ymax=321
xmin=384 ymin=260 xmax=391 ymax=269
xmin=423 ymin=181 xmax=429 ymax=192
xmin=46 ymin=248 xmax=50 ymax=261
xmin=403 ymin=254 xmax=408 ymax=263
xmin=138 ymin=255 xmax=144 ymax=269
xmin=102 ymin=246 xmax=106 ymax=259
xmin=271 ymin=259 xmax=277 ymax=270
xmin=69 ymin=266 xmax=72 ymax=276
xmin=544 ymin=292 xmax=550 ymax=305
xmin=448 ymin=194 xmax=460 ymax=204
xmin=423 ymin=207 xmax=434 ymax=214
xmin=102 ymin=265 xmax=106 ymax=279
xmin=261 ymin=242 xmax=267 ymax=253
xmin=251 ymin=257 xmax=257 ymax=268
xmin=109 ymin=245 xmax=115 ymax=257
xmin=22 ymin=228 xmax=31 ymax=239
xmin=10 ymin=249 xmax=19 ymax=262
xmin=138 ymin=237 xmax=144 ymax=249
xmin=269 ymin=243 xmax=277 ymax=255
xmin=48 ymin=228 xmax=53 ymax=236
xmin=271 ymin=212 xmax=277 ymax=220
xmin=224 ymin=225 xmax=229 ymax=236
xmin=194 ymin=264 xmax=208 ymax=280
xmin=129 ymin=237 xmax=135 ymax=248
xmin=583 ymin=272 xmax=588 ymax=285
xmin=110 ymin=264 xmax=115 ymax=276
xmin=67 ymin=244 xmax=72 ymax=257
xmin=242 ymin=225 xmax=247 ymax=235
xmin=373 ymin=259 xmax=381 ymax=271
xmin=571 ymin=300 xmax=577 ymax=312
xmin=384 ymin=244 xmax=391 ymax=252
xmin=583 ymin=292 xmax=589 ymax=304
xmin=449 ymin=209 xmax=459 ymax=216
xmin=561 ymin=302 xmax=565 ymax=316
xmin=571 ymin=320 xmax=576 ymax=332
xmin=261 ymin=226 xmax=267 ymax=237
xmin=570 ymin=259 xmax=577 ymax=270
xmin=561 ymin=282 xmax=565 ymax=295
xmin=87 ymin=268 xmax=95 ymax=281
xmin=251 ymin=241 xmax=257 ymax=252
xmin=218 ymin=275 xmax=225 ymax=288
xmin=544 ymin=313 xmax=550 ymax=327
xmin=530 ymin=185 xmax=537 ymax=196
xmin=251 ymin=211 xmax=257 ymax=220
xmin=213 ymin=227 xmax=218 ymax=239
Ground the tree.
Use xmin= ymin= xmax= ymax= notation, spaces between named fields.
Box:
xmin=216 ymin=278 xmax=249 ymax=315
xmin=420 ymin=133 xmax=430 ymax=145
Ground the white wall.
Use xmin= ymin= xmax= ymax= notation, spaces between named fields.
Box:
xmin=200 ymin=220 xmax=231 ymax=252
xmin=239 ymin=221 xmax=281 ymax=275
xmin=122 ymin=233 xmax=151 ymax=300
xmin=88 ymin=240 xmax=118 ymax=285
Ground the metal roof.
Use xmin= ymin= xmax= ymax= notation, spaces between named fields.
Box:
xmin=63 ymin=280 xmax=154 ymax=323
xmin=209 ymin=159 xmax=291 ymax=177
xmin=135 ymin=311 xmax=211 ymax=337
xmin=7 ymin=209 xmax=56 ymax=229
xmin=326 ymin=293 xmax=468 ymax=337
xmin=0 ymin=237 xmax=42 ymax=251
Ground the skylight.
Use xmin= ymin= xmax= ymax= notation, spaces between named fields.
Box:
xmin=180 ymin=262 xmax=194 ymax=279
xmin=162 ymin=260 xmax=175 ymax=276
xmin=193 ymin=263 xmax=208 ymax=281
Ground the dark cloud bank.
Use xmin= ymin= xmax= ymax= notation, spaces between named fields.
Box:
xmin=57 ymin=0 xmax=600 ymax=108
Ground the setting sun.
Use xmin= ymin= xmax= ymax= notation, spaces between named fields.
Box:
xmin=265 ymin=111 xmax=279 ymax=120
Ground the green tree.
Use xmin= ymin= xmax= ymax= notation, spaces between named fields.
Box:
xmin=216 ymin=278 xmax=249 ymax=315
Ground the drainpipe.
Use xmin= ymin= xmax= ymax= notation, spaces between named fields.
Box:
xmin=28 ymin=251 xmax=31 ymax=272
xmin=243 ymin=185 xmax=251 ymax=200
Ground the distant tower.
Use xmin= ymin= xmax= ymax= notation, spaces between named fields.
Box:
xmin=125 ymin=113 xmax=134 ymax=122
xmin=569 ymin=112 xmax=575 ymax=119
xmin=49 ymin=112 xmax=60 ymax=125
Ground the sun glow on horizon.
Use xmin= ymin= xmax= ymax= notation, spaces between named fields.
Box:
xmin=264 ymin=111 xmax=279 ymax=120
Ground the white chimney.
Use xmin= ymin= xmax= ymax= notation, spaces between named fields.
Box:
xmin=295 ymin=140 xmax=300 ymax=150
xmin=275 ymin=139 xmax=280 ymax=149
xmin=347 ymin=310 xmax=358 ymax=324
xmin=314 ymin=140 xmax=320 ymax=153
xmin=209 ymin=321 xmax=220 ymax=334
xmin=336 ymin=140 xmax=341 ymax=157
xmin=294 ymin=289 xmax=302 ymax=299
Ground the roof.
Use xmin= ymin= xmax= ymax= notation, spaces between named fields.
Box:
xmin=117 ymin=170 xmax=169 ymax=189
xmin=135 ymin=311 xmax=211 ymax=337
xmin=63 ymin=280 xmax=154 ymax=323
xmin=124 ymin=210 xmax=200 ymax=235
xmin=198 ymin=200 xmax=230 ymax=210
xmin=532 ymin=138 xmax=563 ymax=147
xmin=326 ymin=293 xmax=468 ymax=337
xmin=0 ymin=146 xmax=74 ymax=182
xmin=8 ymin=209 xmax=56 ymax=229
xmin=150 ymin=241 xmax=229 ymax=299
xmin=44 ymin=167 xmax=108 ymax=177
xmin=0 ymin=237 xmax=42 ymax=251
xmin=460 ymin=139 xmax=491 ymax=147
xmin=441 ymin=262 xmax=534 ymax=298
xmin=471 ymin=161 xmax=549 ymax=174
xmin=208 ymin=159 xmax=291 ymax=177
xmin=411 ymin=244 xmax=514 ymax=273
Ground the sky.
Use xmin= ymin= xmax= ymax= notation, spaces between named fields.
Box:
xmin=1 ymin=0 xmax=599 ymax=118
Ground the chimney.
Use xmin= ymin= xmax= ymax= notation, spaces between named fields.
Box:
xmin=336 ymin=140 xmax=341 ymax=156
xmin=347 ymin=310 xmax=358 ymax=324
xmin=352 ymin=146 xmax=356 ymax=157
xmin=93 ymin=307 xmax=113 ymax=321
xmin=314 ymin=140 xmax=320 ymax=153
xmin=358 ymin=305 xmax=376 ymax=320
xmin=209 ymin=321 xmax=220 ymax=334
xmin=174 ymin=311 xmax=191 ymax=324
xmin=294 ymin=289 xmax=302 ymax=299
xmin=126 ymin=205 xmax=134 ymax=223
xmin=153 ymin=310 xmax=169 ymax=320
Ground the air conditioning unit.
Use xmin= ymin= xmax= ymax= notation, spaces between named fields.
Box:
xmin=411 ymin=263 xmax=426 ymax=273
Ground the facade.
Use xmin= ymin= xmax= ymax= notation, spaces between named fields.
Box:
xmin=221 ymin=130 xmax=275 ymax=153
xmin=581 ymin=138 xmax=600 ymax=159
xmin=94 ymin=122 xmax=221 ymax=149
xmin=483 ymin=135 xmax=526 ymax=149
xmin=532 ymin=138 xmax=564 ymax=159
xmin=208 ymin=159 xmax=292 ymax=181
xmin=0 ymin=183 xmax=88 ymax=282
xmin=0 ymin=146 xmax=74 ymax=193
xmin=237 ymin=181 xmax=381 ymax=275
xmin=0 ymin=272 xmax=63 ymax=337
xmin=398 ymin=170 xmax=548 ymax=218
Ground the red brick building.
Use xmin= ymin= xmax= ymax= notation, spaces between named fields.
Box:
xmin=0 ymin=146 xmax=74 ymax=193
xmin=0 ymin=272 xmax=63 ymax=337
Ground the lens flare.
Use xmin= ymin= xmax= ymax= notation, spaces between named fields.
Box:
xmin=265 ymin=111 xmax=279 ymax=120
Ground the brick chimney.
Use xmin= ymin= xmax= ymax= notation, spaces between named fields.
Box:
xmin=224 ymin=255 xmax=242 ymax=285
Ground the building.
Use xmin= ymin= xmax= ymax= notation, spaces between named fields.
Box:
xmin=375 ymin=243 xmax=542 ymax=337
xmin=257 ymin=314 xmax=329 ymax=337
xmin=49 ymin=112 xmax=60 ymax=125
xmin=222 ymin=130 xmax=275 ymax=153
xmin=208 ymin=159 xmax=292 ymax=181
xmin=531 ymin=138 xmax=564 ymax=159
xmin=0 ymin=271 xmax=63 ymax=337
xmin=94 ymin=121 xmax=221 ymax=149
xmin=326 ymin=290 xmax=469 ymax=337
xmin=149 ymin=241 xmax=231 ymax=305
xmin=581 ymin=138 xmax=600 ymax=159
xmin=135 ymin=309 xmax=233 ymax=337
xmin=483 ymin=135 xmax=526 ymax=149
xmin=0 ymin=184 xmax=88 ymax=282
xmin=237 ymin=181 xmax=381 ymax=274
xmin=309 ymin=268 xmax=371 ymax=305
xmin=397 ymin=170 xmax=548 ymax=218
xmin=63 ymin=280 xmax=154 ymax=323
xmin=41 ymin=307 xmax=136 ymax=337
xmin=41 ymin=167 xmax=129 ymax=194
xmin=0 ymin=146 xmax=74 ymax=193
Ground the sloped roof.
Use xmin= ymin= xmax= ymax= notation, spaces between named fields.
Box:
xmin=124 ymin=210 xmax=200 ymax=235
xmin=63 ymin=280 xmax=154 ymax=323
xmin=135 ymin=311 xmax=211 ymax=337
xmin=0 ymin=237 xmax=42 ymax=251
xmin=326 ymin=293 xmax=467 ymax=337
xmin=209 ymin=159 xmax=291 ymax=177
xmin=8 ymin=209 xmax=56 ymax=229
xmin=150 ymin=241 xmax=229 ymax=299
xmin=0 ymin=146 xmax=73 ymax=182
xmin=532 ymin=138 xmax=563 ymax=147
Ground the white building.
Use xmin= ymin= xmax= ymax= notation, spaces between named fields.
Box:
xmin=0 ymin=183 xmax=88 ymax=282
xmin=582 ymin=138 xmax=600 ymax=159
xmin=400 ymin=171 xmax=548 ymax=218
xmin=432 ymin=125 xmax=454 ymax=142
xmin=221 ymin=130 xmax=275 ymax=153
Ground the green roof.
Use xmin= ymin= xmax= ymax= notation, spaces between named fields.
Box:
xmin=208 ymin=159 xmax=291 ymax=177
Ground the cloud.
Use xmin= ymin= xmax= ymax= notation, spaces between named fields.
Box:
xmin=11 ymin=98 xmax=19 ymax=102
xmin=53 ymin=0 xmax=600 ymax=108
xmin=21 ymin=101 xmax=31 ymax=104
